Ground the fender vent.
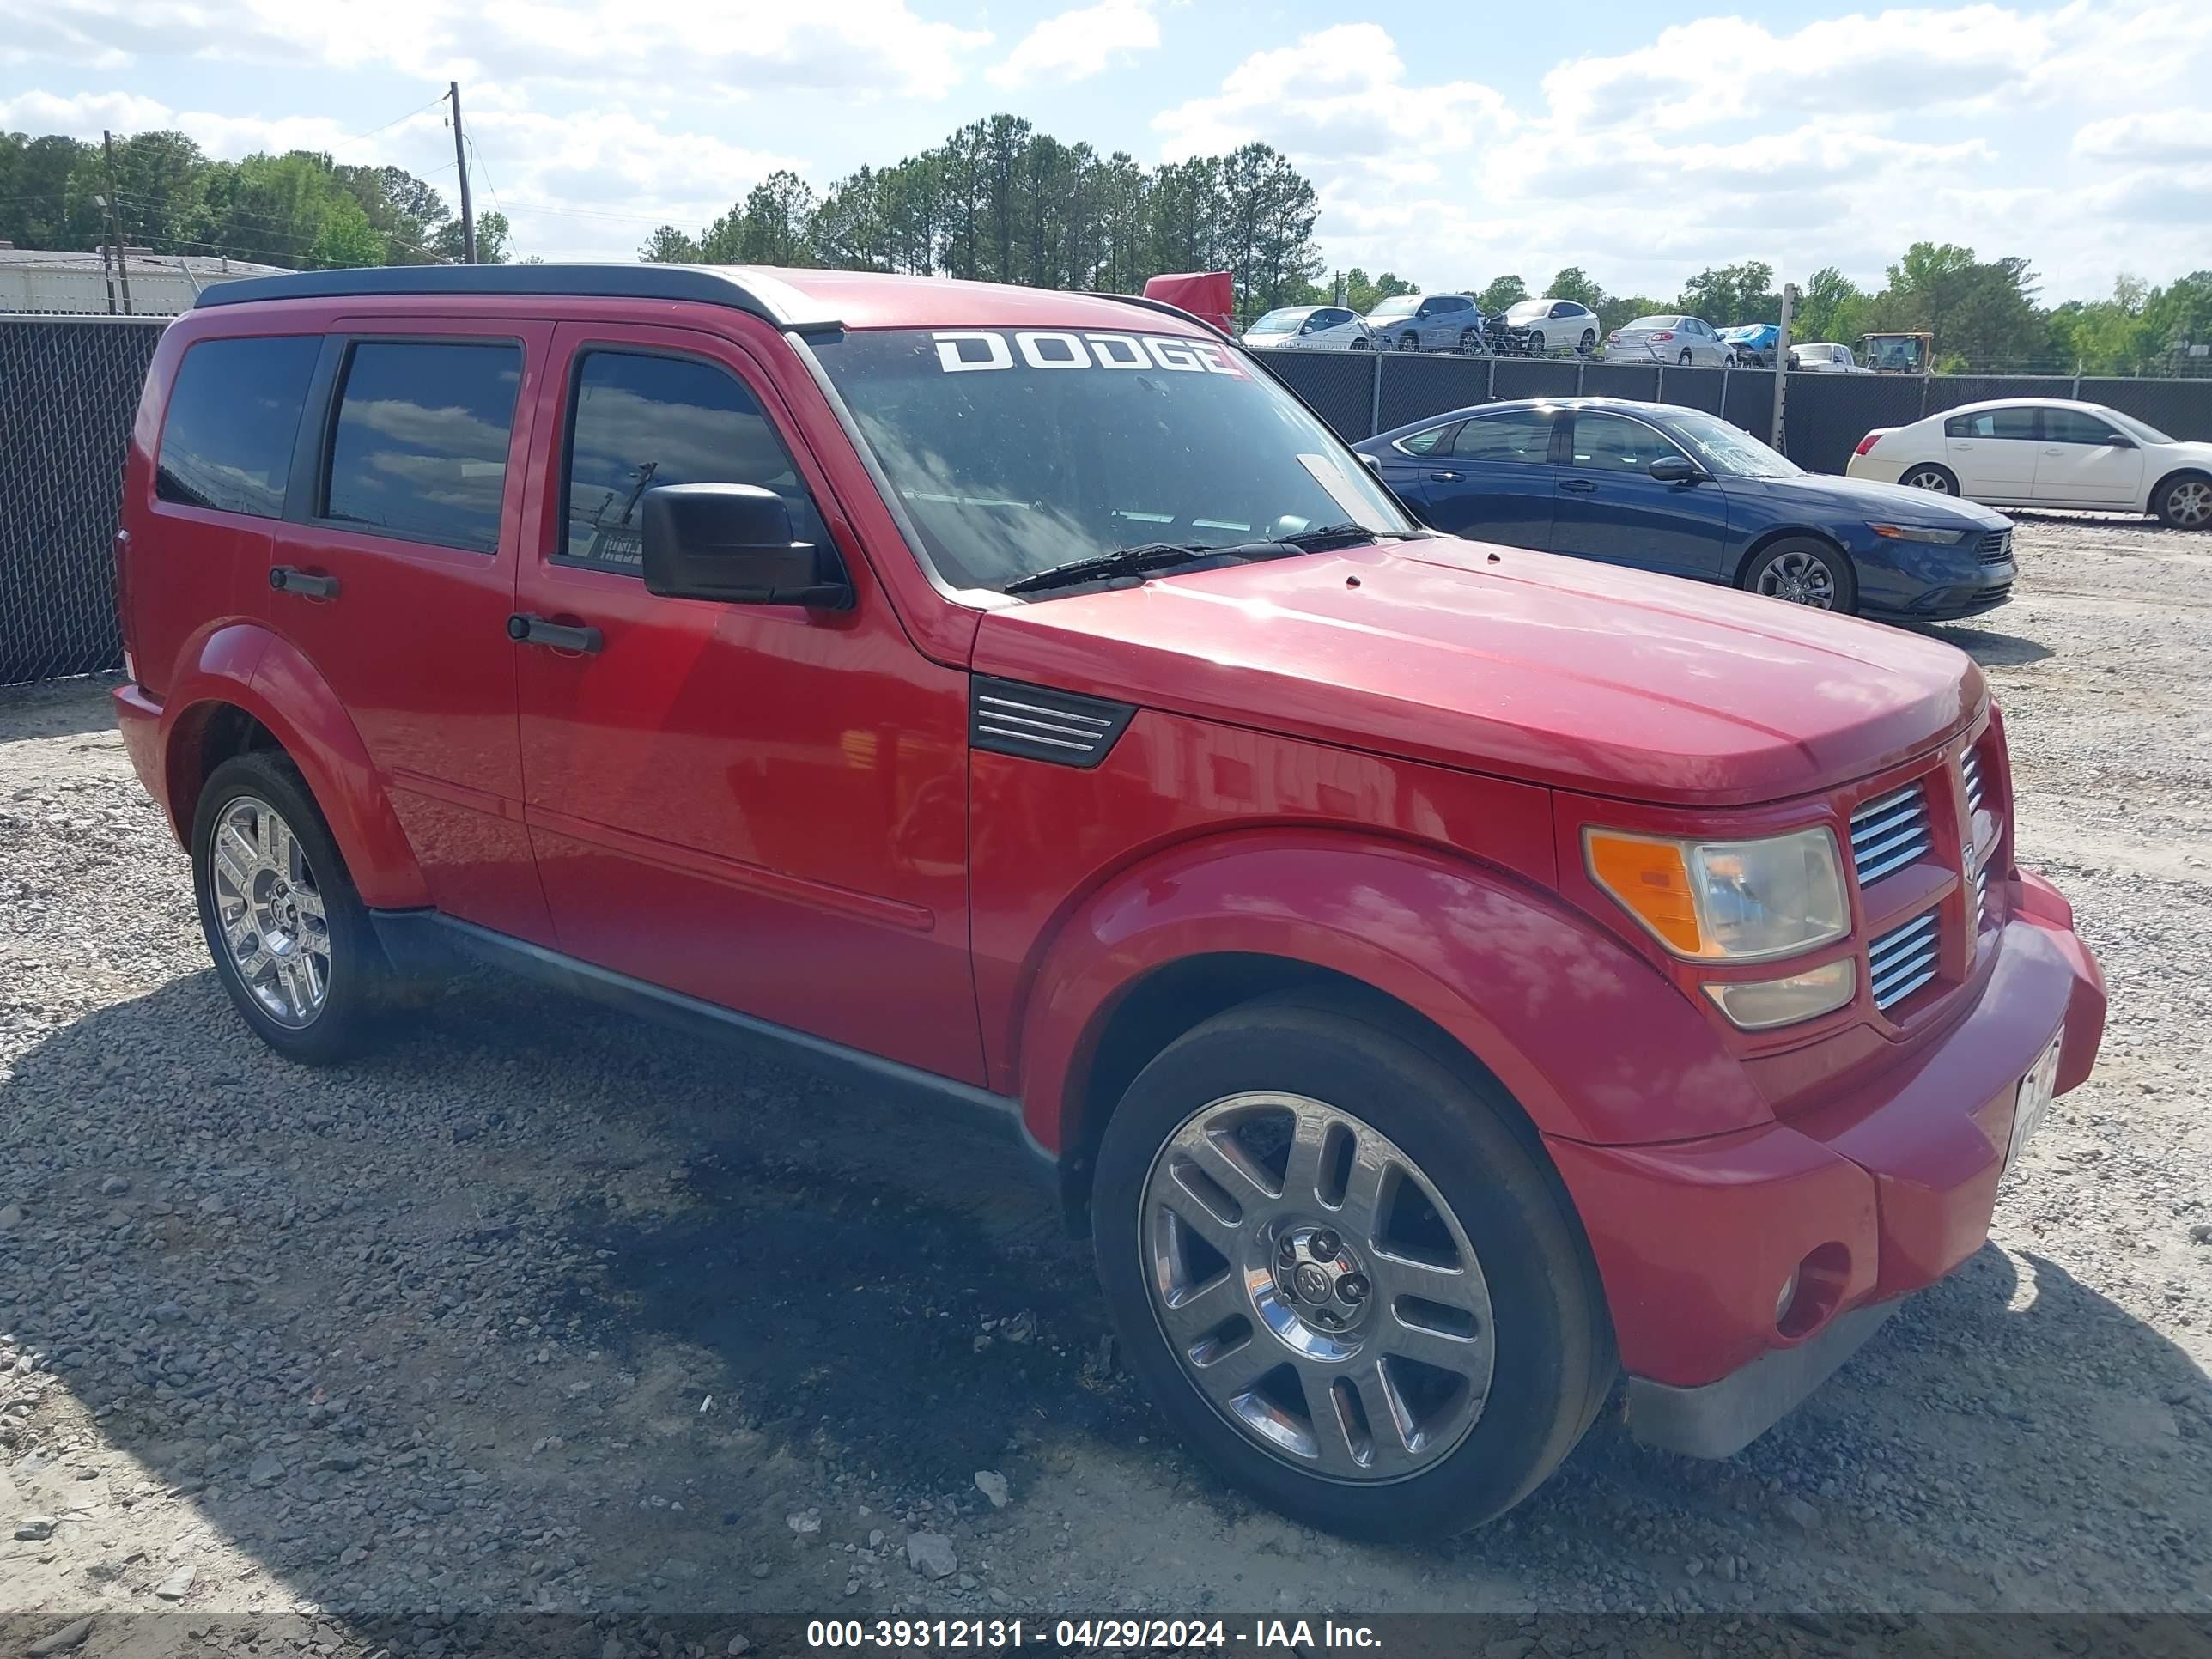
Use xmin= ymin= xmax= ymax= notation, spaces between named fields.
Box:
xmin=970 ymin=676 xmax=1134 ymax=769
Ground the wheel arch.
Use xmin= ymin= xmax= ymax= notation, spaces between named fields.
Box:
xmin=1730 ymin=524 xmax=1856 ymax=592
xmin=2148 ymin=465 xmax=2211 ymax=517
xmin=1013 ymin=830 xmax=1771 ymax=1224
xmin=157 ymin=625 xmax=429 ymax=909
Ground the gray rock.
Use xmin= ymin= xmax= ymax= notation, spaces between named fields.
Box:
xmin=153 ymin=1564 xmax=196 ymax=1601
xmin=14 ymin=1515 xmax=58 ymax=1540
xmin=973 ymin=1470 xmax=1010 ymax=1509
xmin=1781 ymin=1495 xmax=1820 ymax=1531
xmin=100 ymin=1176 xmax=131 ymax=1196
xmin=0 ymin=1204 xmax=23 ymax=1227
xmin=29 ymin=1619 xmax=94 ymax=1656
xmin=905 ymin=1532 xmax=958 ymax=1579
xmin=246 ymin=1451 xmax=284 ymax=1487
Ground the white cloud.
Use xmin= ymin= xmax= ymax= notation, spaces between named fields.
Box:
xmin=0 ymin=0 xmax=994 ymax=101
xmin=1153 ymin=23 xmax=1508 ymax=162
xmin=2075 ymin=111 xmax=2212 ymax=166
xmin=988 ymin=0 xmax=1159 ymax=89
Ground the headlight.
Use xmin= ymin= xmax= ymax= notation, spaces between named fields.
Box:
xmin=1868 ymin=522 xmax=1971 ymax=544
xmin=1583 ymin=827 xmax=1850 ymax=961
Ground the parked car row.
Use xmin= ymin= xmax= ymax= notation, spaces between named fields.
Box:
xmin=1243 ymin=295 xmax=1610 ymax=359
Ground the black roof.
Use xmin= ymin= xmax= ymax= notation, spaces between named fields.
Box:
xmin=191 ymin=263 xmax=842 ymax=328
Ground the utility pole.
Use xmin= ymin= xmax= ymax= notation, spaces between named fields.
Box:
xmin=447 ymin=82 xmax=476 ymax=264
xmin=100 ymin=131 xmax=135 ymax=314
xmin=1772 ymin=281 xmax=1798 ymax=453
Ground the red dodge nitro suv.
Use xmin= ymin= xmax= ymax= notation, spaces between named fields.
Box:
xmin=112 ymin=265 xmax=2106 ymax=1540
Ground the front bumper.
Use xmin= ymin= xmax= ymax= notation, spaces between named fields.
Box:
xmin=1547 ymin=869 xmax=2104 ymax=1452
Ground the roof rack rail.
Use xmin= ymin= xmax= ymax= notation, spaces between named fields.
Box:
xmin=191 ymin=263 xmax=841 ymax=330
xmin=1079 ymin=290 xmax=1234 ymax=343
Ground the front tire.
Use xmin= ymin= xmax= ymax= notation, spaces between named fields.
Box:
xmin=1091 ymin=995 xmax=1613 ymax=1540
xmin=191 ymin=751 xmax=390 ymax=1064
xmin=1745 ymin=536 xmax=1857 ymax=614
xmin=1901 ymin=464 xmax=1958 ymax=495
xmin=1458 ymin=327 xmax=1480 ymax=354
xmin=1527 ymin=330 xmax=1545 ymax=356
xmin=1397 ymin=333 xmax=1418 ymax=351
xmin=2154 ymin=471 xmax=2212 ymax=530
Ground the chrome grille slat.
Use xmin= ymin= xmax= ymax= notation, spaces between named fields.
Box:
xmin=1848 ymin=781 xmax=1929 ymax=885
xmin=1869 ymin=909 xmax=1940 ymax=1011
xmin=1977 ymin=529 xmax=2013 ymax=566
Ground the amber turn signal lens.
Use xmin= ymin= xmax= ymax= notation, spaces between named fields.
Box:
xmin=1585 ymin=832 xmax=1702 ymax=955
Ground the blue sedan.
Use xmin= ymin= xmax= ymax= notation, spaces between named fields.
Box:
xmin=1353 ymin=398 xmax=2016 ymax=622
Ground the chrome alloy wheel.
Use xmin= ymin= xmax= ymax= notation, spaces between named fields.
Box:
xmin=2166 ymin=478 xmax=2212 ymax=527
xmin=209 ymin=795 xmax=331 ymax=1028
xmin=1139 ymin=1092 xmax=1495 ymax=1482
xmin=1757 ymin=549 xmax=1838 ymax=608
xmin=1903 ymin=468 xmax=1954 ymax=494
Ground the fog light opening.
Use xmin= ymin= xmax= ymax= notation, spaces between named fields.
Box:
xmin=1777 ymin=1243 xmax=1852 ymax=1340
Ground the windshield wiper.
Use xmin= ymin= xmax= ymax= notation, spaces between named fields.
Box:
xmin=1001 ymin=541 xmax=1212 ymax=596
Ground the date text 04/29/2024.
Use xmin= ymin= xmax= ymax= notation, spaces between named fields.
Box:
xmin=804 ymin=1620 xmax=1383 ymax=1650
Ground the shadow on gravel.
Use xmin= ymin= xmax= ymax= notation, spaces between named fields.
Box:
xmin=1917 ymin=624 xmax=2055 ymax=667
xmin=0 ymin=672 xmax=127 ymax=740
xmin=4 ymin=968 xmax=2209 ymax=1626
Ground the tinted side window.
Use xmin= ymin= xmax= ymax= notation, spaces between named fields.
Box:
xmin=2043 ymin=409 xmax=2118 ymax=445
xmin=1395 ymin=422 xmax=1462 ymax=457
xmin=563 ymin=350 xmax=829 ymax=574
xmin=1947 ymin=407 xmax=2038 ymax=441
xmin=1569 ymin=412 xmax=1682 ymax=472
xmin=1450 ymin=411 xmax=1554 ymax=464
xmin=156 ymin=336 xmax=320 ymax=517
xmin=323 ymin=341 xmax=521 ymax=552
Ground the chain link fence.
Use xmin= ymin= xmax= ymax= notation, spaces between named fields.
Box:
xmin=2 ymin=317 xmax=164 ymax=686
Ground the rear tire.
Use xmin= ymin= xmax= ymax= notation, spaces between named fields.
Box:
xmin=191 ymin=751 xmax=391 ymax=1064
xmin=1744 ymin=536 xmax=1858 ymax=615
xmin=2153 ymin=471 xmax=2212 ymax=530
xmin=1397 ymin=333 xmax=1418 ymax=351
xmin=1458 ymin=327 xmax=1480 ymax=354
xmin=1678 ymin=348 xmax=1693 ymax=365
xmin=1901 ymin=464 xmax=1959 ymax=495
xmin=1091 ymin=994 xmax=1613 ymax=1540
xmin=1528 ymin=330 xmax=1545 ymax=356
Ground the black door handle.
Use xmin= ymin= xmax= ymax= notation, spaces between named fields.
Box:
xmin=1428 ymin=470 xmax=1463 ymax=483
xmin=270 ymin=565 xmax=339 ymax=599
xmin=1559 ymin=478 xmax=1598 ymax=493
xmin=507 ymin=613 xmax=603 ymax=653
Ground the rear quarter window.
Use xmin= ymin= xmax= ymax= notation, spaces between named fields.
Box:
xmin=155 ymin=335 xmax=321 ymax=518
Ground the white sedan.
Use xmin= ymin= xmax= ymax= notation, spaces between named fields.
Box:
xmin=1787 ymin=342 xmax=1870 ymax=373
xmin=1847 ymin=398 xmax=2212 ymax=529
xmin=1241 ymin=304 xmax=1373 ymax=352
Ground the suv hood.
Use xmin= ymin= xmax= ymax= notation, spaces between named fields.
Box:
xmin=1731 ymin=472 xmax=2010 ymax=528
xmin=973 ymin=538 xmax=1984 ymax=808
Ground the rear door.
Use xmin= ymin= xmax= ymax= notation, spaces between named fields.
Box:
xmin=1550 ymin=409 xmax=1731 ymax=579
xmin=267 ymin=321 xmax=554 ymax=943
xmin=1942 ymin=405 xmax=2039 ymax=501
xmin=2033 ymin=407 xmax=2146 ymax=504
xmin=1413 ymin=407 xmax=1558 ymax=547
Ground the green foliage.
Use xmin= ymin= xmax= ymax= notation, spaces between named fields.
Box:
xmin=1791 ymin=266 xmax=1863 ymax=345
xmin=1339 ymin=268 xmax=1416 ymax=314
xmin=1599 ymin=295 xmax=1668 ymax=332
xmin=1476 ymin=276 xmax=1528 ymax=312
xmin=1676 ymin=261 xmax=1777 ymax=329
xmin=1546 ymin=267 xmax=1607 ymax=312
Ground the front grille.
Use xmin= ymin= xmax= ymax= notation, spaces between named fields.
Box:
xmin=1977 ymin=529 xmax=2014 ymax=566
xmin=1869 ymin=910 xmax=1940 ymax=1010
xmin=1974 ymin=860 xmax=1990 ymax=921
xmin=1850 ymin=782 xmax=1930 ymax=885
xmin=1960 ymin=747 xmax=1985 ymax=817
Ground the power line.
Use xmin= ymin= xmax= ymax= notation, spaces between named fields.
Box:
xmin=326 ymin=94 xmax=447 ymax=156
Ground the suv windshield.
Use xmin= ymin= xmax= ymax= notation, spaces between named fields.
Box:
xmin=812 ymin=327 xmax=1417 ymax=594
xmin=1366 ymin=297 xmax=1419 ymax=320
xmin=1664 ymin=410 xmax=1802 ymax=479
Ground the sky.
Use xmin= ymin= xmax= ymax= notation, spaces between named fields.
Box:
xmin=3 ymin=0 xmax=2208 ymax=305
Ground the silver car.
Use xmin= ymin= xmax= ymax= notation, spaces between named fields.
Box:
xmin=1241 ymin=305 xmax=1374 ymax=352
xmin=1364 ymin=292 xmax=1486 ymax=353
xmin=1786 ymin=341 xmax=1870 ymax=373
xmin=1605 ymin=313 xmax=1730 ymax=365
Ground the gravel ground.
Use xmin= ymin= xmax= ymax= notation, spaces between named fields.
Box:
xmin=3 ymin=513 xmax=2209 ymax=1653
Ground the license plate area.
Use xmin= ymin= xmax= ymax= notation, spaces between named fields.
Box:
xmin=2003 ymin=1033 xmax=2063 ymax=1177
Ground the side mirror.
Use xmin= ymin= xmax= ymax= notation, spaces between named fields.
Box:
xmin=641 ymin=483 xmax=852 ymax=608
xmin=1648 ymin=455 xmax=1705 ymax=483
xmin=2106 ymin=433 xmax=2136 ymax=447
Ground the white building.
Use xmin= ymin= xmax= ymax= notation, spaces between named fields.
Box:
xmin=0 ymin=246 xmax=292 ymax=317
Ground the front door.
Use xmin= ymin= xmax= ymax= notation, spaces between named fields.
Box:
xmin=509 ymin=320 xmax=982 ymax=1084
xmin=2033 ymin=407 xmax=2146 ymax=504
xmin=1549 ymin=410 xmax=1731 ymax=579
xmin=265 ymin=320 xmax=555 ymax=943
xmin=1943 ymin=405 xmax=2039 ymax=501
